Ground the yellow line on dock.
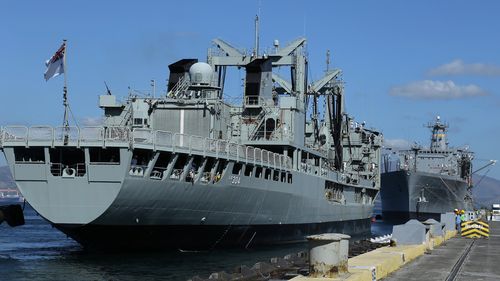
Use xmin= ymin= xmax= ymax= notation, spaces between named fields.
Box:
xmin=291 ymin=230 xmax=458 ymax=281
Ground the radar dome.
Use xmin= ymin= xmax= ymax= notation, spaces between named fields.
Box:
xmin=189 ymin=62 xmax=213 ymax=85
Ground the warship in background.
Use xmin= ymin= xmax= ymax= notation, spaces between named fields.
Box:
xmin=0 ymin=23 xmax=383 ymax=250
xmin=381 ymin=116 xmax=473 ymax=221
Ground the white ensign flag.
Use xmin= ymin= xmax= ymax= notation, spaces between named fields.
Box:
xmin=44 ymin=43 xmax=66 ymax=81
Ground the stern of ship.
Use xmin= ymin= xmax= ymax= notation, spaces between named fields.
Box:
xmin=1 ymin=126 xmax=129 ymax=225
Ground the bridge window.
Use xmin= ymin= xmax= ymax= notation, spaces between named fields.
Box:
xmin=14 ymin=147 xmax=45 ymax=163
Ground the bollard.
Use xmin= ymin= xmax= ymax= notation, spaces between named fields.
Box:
xmin=422 ymin=219 xmax=444 ymax=237
xmin=306 ymin=233 xmax=350 ymax=278
xmin=392 ymin=219 xmax=427 ymax=245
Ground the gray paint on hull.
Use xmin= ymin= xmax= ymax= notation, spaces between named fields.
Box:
xmin=4 ymin=145 xmax=373 ymax=228
xmin=381 ymin=170 xmax=469 ymax=217
xmin=93 ymin=171 xmax=373 ymax=227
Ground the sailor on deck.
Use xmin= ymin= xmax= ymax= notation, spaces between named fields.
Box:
xmin=454 ymin=209 xmax=461 ymax=232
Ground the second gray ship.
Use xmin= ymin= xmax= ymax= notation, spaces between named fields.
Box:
xmin=0 ymin=29 xmax=382 ymax=250
xmin=381 ymin=116 xmax=473 ymax=221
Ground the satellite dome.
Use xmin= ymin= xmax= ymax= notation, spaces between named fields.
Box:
xmin=189 ymin=62 xmax=213 ymax=85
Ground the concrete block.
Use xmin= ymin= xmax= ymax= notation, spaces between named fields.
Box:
xmin=376 ymin=244 xmax=427 ymax=265
xmin=422 ymin=218 xmax=444 ymax=237
xmin=392 ymin=219 xmax=427 ymax=245
xmin=349 ymin=250 xmax=404 ymax=280
xmin=440 ymin=212 xmax=456 ymax=232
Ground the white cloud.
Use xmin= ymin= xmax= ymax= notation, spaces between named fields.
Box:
xmin=81 ymin=116 xmax=103 ymax=126
xmin=428 ymin=59 xmax=500 ymax=76
xmin=389 ymin=80 xmax=487 ymax=100
xmin=383 ymin=138 xmax=411 ymax=150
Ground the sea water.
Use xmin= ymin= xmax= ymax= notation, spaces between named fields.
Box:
xmin=0 ymin=204 xmax=393 ymax=281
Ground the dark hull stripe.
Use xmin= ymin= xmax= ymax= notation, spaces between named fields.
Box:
xmin=381 ymin=211 xmax=442 ymax=223
xmin=55 ymin=219 xmax=371 ymax=251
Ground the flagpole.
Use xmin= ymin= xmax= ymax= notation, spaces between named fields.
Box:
xmin=62 ymin=39 xmax=69 ymax=129
xmin=61 ymin=39 xmax=70 ymax=145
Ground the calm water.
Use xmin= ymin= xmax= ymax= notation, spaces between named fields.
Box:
xmin=0 ymin=204 xmax=393 ymax=281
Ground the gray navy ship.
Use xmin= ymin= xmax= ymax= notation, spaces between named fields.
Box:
xmin=0 ymin=31 xmax=383 ymax=250
xmin=381 ymin=116 xmax=473 ymax=221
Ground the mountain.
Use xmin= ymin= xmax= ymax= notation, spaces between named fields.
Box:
xmin=0 ymin=166 xmax=16 ymax=189
xmin=472 ymin=174 xmax=500 ymax=209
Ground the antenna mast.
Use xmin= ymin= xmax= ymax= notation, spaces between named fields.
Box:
xmin=254 ymin=15 xmax=259 ymax=57
xmin=326 ymin=50 xmax=330 ymax=72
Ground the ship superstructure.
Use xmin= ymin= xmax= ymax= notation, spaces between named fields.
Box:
xmin=0 ymin=35 xmax=382 ymax=249
xmin=381 ymin=116 xmax=473 ymax=221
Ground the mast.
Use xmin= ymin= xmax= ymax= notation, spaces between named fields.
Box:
xmin=428 ymin=116 xmax=448 ymax=151
xmin=254 ymin=15 xmax=259 ymax=57
xmin=326 ymin=50 xmax=330 ymax=72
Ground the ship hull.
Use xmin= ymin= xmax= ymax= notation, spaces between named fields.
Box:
xmin=2 ymin=130 xmax=378 ymax=250
xmin=57 ymin=175 xmax=372 ymax=250
xmin=55 ymin=219 xmax=370 ymax=250
xmin=6 ymin=158 xmax=375 ymax=250
xmin=381 ymin=170 xmax=470 ymax=222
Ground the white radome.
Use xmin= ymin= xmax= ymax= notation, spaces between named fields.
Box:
xmin=189 ymin=62 xmax=213 ymax=85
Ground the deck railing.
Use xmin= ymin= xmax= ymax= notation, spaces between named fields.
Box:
xmin=0 ymin=125 xmax=292 ymax=170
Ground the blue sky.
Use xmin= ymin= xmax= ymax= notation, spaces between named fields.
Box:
xmin=1 ymin=0 xmax=499 ymax=180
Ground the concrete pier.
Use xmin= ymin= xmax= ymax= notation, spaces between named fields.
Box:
xmin=193 ymin=221 xmax=499 ymax=280
xmin=290 ymin=221 xmax=500 ymax=281
xmin=383 ymin=221 xmax=500 ymax=280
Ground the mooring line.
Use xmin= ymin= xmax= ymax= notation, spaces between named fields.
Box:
xmin=245 ymin=231 xmax=257 ymax=249
xmin=445 ymin=239 xmax=475 ymax=281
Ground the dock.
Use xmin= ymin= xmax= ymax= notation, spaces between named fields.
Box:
xmin=288 ymin=221 xmax=500 ymax=281
xmin=384 ymin=221 xmax=500 ymax=281
xmin=191 ymin=220 xmax=499 ymax=281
